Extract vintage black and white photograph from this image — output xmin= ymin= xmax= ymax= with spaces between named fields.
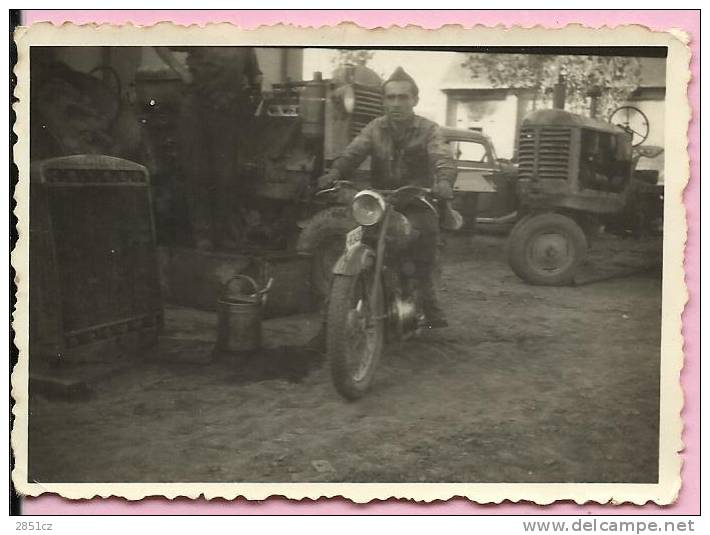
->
xmin=12 ymin=23 xmax=687 ymax=503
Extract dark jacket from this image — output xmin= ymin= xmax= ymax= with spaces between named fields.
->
xmin=331 ymin=115 xmax=457 ymax=189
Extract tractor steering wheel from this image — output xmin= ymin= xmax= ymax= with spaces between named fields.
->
xmin=609 ymin=105 xmax=650 ymax=147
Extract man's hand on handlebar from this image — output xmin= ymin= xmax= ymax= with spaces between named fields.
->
xmin=317 ymin=170 xmax=341 ymax=190
xmin=432 ymin=180 xmax=454 ymax=200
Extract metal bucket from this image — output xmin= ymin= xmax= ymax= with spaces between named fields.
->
xmin=215 ymin=275 xmax=273 ymax=353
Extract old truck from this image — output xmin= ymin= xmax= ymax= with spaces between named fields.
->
xmin=442 ymin=127 xmax=518 ymax=233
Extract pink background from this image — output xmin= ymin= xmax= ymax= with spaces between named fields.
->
xmin=18 ymin=9 xmax=700 ymax=516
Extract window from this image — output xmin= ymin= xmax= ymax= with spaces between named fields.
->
xmin=578 ymin=129 xmax=631 ymax=192
xmin=449 ymin=140 xmax=489 ymax=164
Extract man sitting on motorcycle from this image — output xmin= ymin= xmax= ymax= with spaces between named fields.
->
xmin=318 ymin=67 xmax=457 ymax=328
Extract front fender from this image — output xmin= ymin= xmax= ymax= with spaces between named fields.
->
xmin=332 ymin=243 xmax=375 ymax=276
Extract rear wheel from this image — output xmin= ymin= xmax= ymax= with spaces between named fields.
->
xmin=326 ymin=272 xmax=385 ymax=400
xmin=508 ymin=213 xmax=588 ymax=286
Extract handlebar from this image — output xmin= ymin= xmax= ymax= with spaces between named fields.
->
xmin=316 ymin=180 xmax=432 ymax=198
xmin=314 ymin=180 xmax=359 ymax=197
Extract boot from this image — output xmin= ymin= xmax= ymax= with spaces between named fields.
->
xmin=419 ymin=276 xmax=448 ymax=329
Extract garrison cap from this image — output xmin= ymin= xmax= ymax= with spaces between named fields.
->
xmin=383 ymin=66 xmax=419 ymax=97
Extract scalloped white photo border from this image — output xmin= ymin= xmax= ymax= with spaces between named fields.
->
xmin=11 ymin=21 xmax=690 ymax=505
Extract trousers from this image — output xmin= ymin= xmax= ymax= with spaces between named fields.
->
xmin=400 ymin=204 xmax=439 ymax=282
xmin=178 ymin=92 xmax=251 ymax=249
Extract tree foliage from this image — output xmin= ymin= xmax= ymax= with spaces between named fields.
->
xmin=332 ymin=49 xmax=375 ymax=67
xmin=461 ymin=53 xmax=642 ymax=119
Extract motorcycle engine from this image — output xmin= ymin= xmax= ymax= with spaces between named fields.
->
xmin=382 ymin=211 xmax=427 ymax=339
xmin=388 ymin=295 xmax=422 ymax=339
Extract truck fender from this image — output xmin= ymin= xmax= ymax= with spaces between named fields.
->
xmin=332 ymin=243 xmax=375 ymax=276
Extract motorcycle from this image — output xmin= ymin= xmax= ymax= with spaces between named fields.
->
xmin=318 ymin=180 xmax=459 ymax=400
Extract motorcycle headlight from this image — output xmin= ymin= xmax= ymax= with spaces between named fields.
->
xmin=352 ymin=190 xmax=386 ymax=226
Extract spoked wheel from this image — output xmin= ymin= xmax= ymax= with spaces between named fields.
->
xmin=326 ymin=271 xmax=385 ymax=400
xmin=508 ymin=213 xmax=588 ymax=286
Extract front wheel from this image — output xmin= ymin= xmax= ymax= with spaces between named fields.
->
xmin=326 ymin=272 xmax=385 ymax=400
xmin=507 ymin=213 xmax=588 ymax=286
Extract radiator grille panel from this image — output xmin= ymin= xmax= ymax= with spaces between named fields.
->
xmin=350 ymin=84 xmax=383 ymax=138
xmin=45 ymin=168 xmax=148 ymax=185
xmin=518 ymin=126 xmax=571 ymax=180
xmin=47 ymin=186 xmax=161 ymax=333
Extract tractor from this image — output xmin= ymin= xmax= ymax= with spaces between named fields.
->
xmin=240 ymin=65 xmax=387 ymax=300
xmin=506 ymin=105 xmax=659 ymax=286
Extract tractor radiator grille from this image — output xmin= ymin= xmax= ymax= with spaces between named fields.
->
xmin=518 ymin=126 xmax=572 ymax=180
xmin=44 ymin=168 xmax=148 ymax=185
xmin=350 ymin=84 xmax=384 ymax=138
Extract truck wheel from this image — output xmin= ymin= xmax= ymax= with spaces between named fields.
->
xmin=507 ymin=213 xmax=587 ymax=286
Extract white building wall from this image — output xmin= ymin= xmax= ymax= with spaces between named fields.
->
xmin=620 ymin=98 xmax=665 ymax=148
xmin=453 ymin=95 xmax=520 ymax=159
xmin=619 ymin=96 xmax=666 ymax=180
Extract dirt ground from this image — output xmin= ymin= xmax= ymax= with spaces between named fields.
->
xmin=27 ymin=233 xmax=663 ymax=484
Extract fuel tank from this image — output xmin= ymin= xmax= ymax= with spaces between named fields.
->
xmin=383 ymin=210 xmax=418 ymax=251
